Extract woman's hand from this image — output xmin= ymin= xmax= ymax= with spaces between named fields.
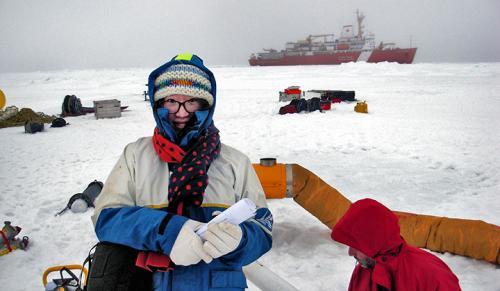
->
xmin=170 ymin=220 xmax=213 ymax=266
xmin=202 ymin=222 xmax=243 ymax=258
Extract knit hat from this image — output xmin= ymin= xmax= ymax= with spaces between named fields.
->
xmin=153 ymin=64 xmax=213 ymax=106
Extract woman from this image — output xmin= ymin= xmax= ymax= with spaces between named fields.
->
xmin=91 ymin=53 xmax=273 ymax=290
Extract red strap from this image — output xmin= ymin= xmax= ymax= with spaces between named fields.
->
xmin=136 ymin=252 xmax=150 ymax=271
xmin=136 ymin=251 xmax=173 ymax=272
xmin=0 ymin=230 xmax=12 ymax=252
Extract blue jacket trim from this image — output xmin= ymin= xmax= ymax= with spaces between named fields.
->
xmin=95 ymin=205 xmax=272 ymax=291
xmin=210 ymin=270 xmax=248 ymax=288
xmin=95 ymin=207 xmax=187 ymax=253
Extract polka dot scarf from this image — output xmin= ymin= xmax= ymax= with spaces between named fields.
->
xmin=152 ymin=124 xmax=221 ymax=216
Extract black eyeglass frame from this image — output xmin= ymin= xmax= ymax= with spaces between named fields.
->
xmin=159 ymin=98 xmax=209 ymax=114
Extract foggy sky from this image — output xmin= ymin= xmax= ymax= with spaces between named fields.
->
xmin=1 ymin=0 xmax=499 ymax=73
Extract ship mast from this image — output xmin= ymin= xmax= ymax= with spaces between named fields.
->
xmin=356 ymin=9 xmax=365 ymax=39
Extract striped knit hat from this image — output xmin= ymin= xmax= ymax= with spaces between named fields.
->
xmin=153 ymin=64 xmax=213 ymax=106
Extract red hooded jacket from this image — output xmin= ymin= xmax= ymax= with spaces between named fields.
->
xmin=332 ymin=199 xmax=461 ymax=291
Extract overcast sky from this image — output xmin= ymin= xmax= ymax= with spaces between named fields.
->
xmin=1 ymin=0 xmax=499 ymax=73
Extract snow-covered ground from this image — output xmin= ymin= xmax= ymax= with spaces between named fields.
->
xmin=1 ymin=62 xmax=499 ymax=290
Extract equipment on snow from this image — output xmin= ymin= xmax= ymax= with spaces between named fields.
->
xmin=1 ymin=107 xmax=54 ymax=129
xmin=143 ymin=84 xmax=149 ymax=101
xmin=93 ymin=99 xmax=121 ymax=119
xmin=319 ymin=100 xmax=331 ymax=111
xmin=278 ymin=87 xmax=356 ymax=114
xmin=24 ymin=120 xmax=44 ymax=133
xmin=278 ymin=104 xmax=298 ymax=115
xmin=279 ymin=97 xmax=325 ymax=115
xmin=61 ymin=95 xmax=129 ymax=117
xmin=307 ymin=97 xmax=321 ymax=112
xmin=315 ymin=90 xmax=356 ymax=102
xmin=43 ymin=265 xmax=88 ymax=291
xmin=279 ymin=86 xmax=302 ymax=102
xmin=62 ymin=95 xmax=84 ymax=116
xmin=56 ymin=180 xmax=103 ymax=216
xmin=296 ymin=99 xmax=308 ymax=112
xmin=0 ymin=221 xmax=29 ymax=256
xmin=0 ymin=88 xmax=5 ymax=110
xmin=51 ymin=117 xmax=69 ymax=127
xmin=354 ymin=101 xmax=368 ymax=113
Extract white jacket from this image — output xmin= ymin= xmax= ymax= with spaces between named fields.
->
xmin=92 ymin=136 xmax=268 ymax=226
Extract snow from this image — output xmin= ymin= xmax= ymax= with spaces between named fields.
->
xmin=1 ymin=62 xmax=499 ymax=290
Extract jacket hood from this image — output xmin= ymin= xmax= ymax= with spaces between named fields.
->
xmin=148 ymin=53 xmax=217 ymax=147
xmin=331 ymin=198 xmax=404 ymax=258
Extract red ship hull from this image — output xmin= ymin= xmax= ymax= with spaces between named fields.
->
xmin=249 ymin=48 xmax=417 ymax=66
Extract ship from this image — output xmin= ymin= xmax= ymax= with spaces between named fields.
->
xmin=249 ymin=10 xmax=417 ymax=66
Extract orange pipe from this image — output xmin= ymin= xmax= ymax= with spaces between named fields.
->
xmin=253 ymin=163 xmax=287 ymax=199
xmin=253 ymin=161 xmax=500 ymax=264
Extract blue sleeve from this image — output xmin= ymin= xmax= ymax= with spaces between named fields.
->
xmin=219 ymin=207 xmax=273 ymax=266
xmin=95 ymin=206 xmax=188 ymax=254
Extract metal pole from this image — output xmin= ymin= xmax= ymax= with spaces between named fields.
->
xmin=243 ymin=261 xmax=299 ymax=291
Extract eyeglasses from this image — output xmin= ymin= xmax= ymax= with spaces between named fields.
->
xmin=161 ymin=98 xmax=206 ymax=114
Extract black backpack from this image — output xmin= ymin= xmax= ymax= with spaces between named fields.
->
xmin=308 ymin=97 xmax=321 ymax=112
xmin=296 ymin=99 xmax=308 ymax=113
xmin=51 ymin=117 xmax=68 ymax=128
xmin=62 ymin=95 xmax=83 ymax=116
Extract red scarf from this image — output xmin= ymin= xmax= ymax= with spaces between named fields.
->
xmin=136 ymin=125 xmax=221 ymax=272
xmin=153 ymin=126 xmax=220 ymax=215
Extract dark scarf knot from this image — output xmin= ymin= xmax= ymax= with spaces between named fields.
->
xmin=152 ymin=124 xmax=221 ymax=216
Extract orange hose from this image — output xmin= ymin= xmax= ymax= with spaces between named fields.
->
xmin=396 ymin=211 xmax=499 ymax=264
xmin=253 ymin=162 xmax=500 ymax=264
xmin=290 ymin=164 xmax=352 ymax=228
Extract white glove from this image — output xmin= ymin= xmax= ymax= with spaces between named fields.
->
xmin=170 ymin=220 xmax=213 ymax=266
xmin=202 ymin=222 xmax=243 ymax=259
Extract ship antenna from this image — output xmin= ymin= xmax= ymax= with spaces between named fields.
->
xmin=356 ymin=9 xmax=365 ymax=38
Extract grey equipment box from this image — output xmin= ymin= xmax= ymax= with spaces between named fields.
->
xmin=279 ymin=92 xmax=301 ymax=102
xmin=94 ymin=99 xmax=121 ymax=119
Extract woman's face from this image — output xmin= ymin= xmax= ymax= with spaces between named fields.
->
xmin=348 ymin=247 xmax=375 ymax=269
xmin=161 ymin=94 xmax=203 ymax=130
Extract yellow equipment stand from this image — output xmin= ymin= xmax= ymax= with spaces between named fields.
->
xmin=42 ymin=264 xmax=88 ymax=288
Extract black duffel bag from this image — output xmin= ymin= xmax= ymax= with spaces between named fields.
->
xmin=308 ymin=97 xmax=321 ymax=112
xmin=85 ymin=242 xmax=152 ymax=291
xmin=25 ymin=121 xmax=44 ymax=134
